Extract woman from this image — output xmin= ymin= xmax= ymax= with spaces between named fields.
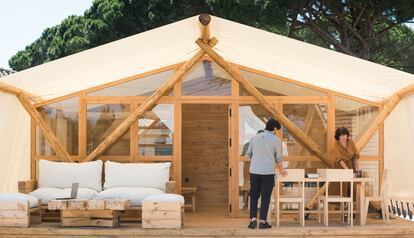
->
xmin=331 ymin=127 xmax=360 ymax=172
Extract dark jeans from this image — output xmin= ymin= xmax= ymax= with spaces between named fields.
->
xmin=249 ymin=173 xmax=275 ymax=220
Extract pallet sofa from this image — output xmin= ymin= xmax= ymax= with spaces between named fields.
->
xmin=18 ymin=159 xmax=179 ymax=222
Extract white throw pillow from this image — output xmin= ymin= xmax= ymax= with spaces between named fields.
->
xmin=104 ymin=161 xmax=171 ymax=191
xmin=38 ymin=159 xmax=103 ymax=191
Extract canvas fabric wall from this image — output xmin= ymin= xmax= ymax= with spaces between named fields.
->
xmin=0 ymin=93 xmax=30 ymax=192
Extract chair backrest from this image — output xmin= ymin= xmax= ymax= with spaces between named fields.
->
xmin=317 ymin=169 xmax=353 ymax=182
xmin=278 ymin=169 xmax=305 ymax=182
xmin=379 ymin=169 xmax=389 ymax=198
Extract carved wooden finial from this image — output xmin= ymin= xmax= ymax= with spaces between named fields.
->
xmin=199 ymin=14 xmax=211 ymax=26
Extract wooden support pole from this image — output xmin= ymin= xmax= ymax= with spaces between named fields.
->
xmin=82 ymin=38 xmax=218 ymax=162
xmin=196 ymin=38 xmax=336 ymax=168
xmin=17 ymin=94 xmax=72 ymax=162
xmin=199 ymin=14 xmax=211 ymax=42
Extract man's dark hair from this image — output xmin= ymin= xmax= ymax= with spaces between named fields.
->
xmin=334 ymin=127 xmax=350 ymax=140
xmin=265 ymin=118 xmax=281 ymax=131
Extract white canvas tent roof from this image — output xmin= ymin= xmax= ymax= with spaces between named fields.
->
xmin=1 ymin=15 xmax=414 ymax=199
xmin=3 ymin=16 xmax=414 ymax=102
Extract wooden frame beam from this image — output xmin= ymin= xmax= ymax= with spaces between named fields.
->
xmin=195 ymin=38 xmax=336 ymax=168
xmin=82 ymin=38 xmax=218 ymax=162
xmin=356 ymin=83 xmax=414 ymax=152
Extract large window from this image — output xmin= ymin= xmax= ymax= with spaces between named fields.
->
xmin=88 ymin=70 xmax=174 ymax=96
xmin=87 ymin=104 xmax=130 ymax=156
xmin=182 ymin=61 xmax=232 ymax=96
xmin=138 ymin=104 xmax=174 ymax=156
xmin=283 ymin=104 xmax=327 ymax=156
xmin=239 ymin=70 xmax=325 ymax=96
xmin=335 ymin=97 xmax=379 ymax=155
xmin=36 ymin=97 xmax=78 ymax=156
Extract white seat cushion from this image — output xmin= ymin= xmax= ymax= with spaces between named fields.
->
xmin=30 ymin=187 xmax=98 ymax=205
xmin=96 ymin=187 xmax=165 ymax=206
xmin=38 ymin=159 xmax=103 ymax=191
xmin=104 ymin=161 xmax=170 ymax=191
xmin=143 ymin=194 xmax=185 ymax=206
xmin=0 ymin=193 xmax=39 ymax=208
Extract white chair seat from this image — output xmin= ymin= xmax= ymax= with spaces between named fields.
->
xmin=275 ymin=169 xmax=305 ymax=227
xmin=318 ymin=169 xmax=354 ymax=227
xmin=321 ymin=196 xmax=352 ymax=202
xmin=279 ymin=197 xmax=304 ymax=203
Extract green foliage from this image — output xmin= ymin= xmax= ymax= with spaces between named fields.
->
xmin=372 ymin=24 xmax=414 ymax=73
xmin=8 ymin=0 xmax=414 ymax=74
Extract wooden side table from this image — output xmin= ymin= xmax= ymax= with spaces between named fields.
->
xmin=182 ymin=186 xmax=197 ymax=213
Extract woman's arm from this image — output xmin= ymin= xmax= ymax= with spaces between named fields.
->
xmin=339 ymin=160 xmax=349 ymax=169
xmin=353 ymin=157 xmax=360 ymax=171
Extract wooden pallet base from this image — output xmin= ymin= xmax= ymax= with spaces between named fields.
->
xmin=61 ymin=210 xmax=119 ymax=227
xmin=0 ymin=201 xmax=42 ymax=227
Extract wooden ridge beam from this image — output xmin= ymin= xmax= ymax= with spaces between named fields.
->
xmin=356 ymin=82 xmax=414 ymax=152
xmin=82 ymin=38 xmax=218 ymax=162
xmin=17 ymin=93 xmax=72 ymax=162
xmin=196 ymin=38 xmax=336 ymax=168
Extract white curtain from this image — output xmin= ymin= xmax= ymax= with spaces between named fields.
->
xmin=384 ymin=94 xmax=414 ymax=198
xmin=0 ymin=93 xmax=30 ymax=193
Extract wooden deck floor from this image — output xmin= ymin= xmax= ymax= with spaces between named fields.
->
xmin=1 ymin=206 xmax=414 ymax=237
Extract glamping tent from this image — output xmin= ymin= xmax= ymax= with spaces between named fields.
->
xmin=1 ymin=15 xmax=414 ymax=217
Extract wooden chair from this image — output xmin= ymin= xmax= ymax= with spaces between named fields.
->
xmin=318 ymin=169 xmax=353 ymax=227
xmin=274 ymin=169 xmax=305 ymax=226
xmin=362 ymin=169 xmax=389 ymax=225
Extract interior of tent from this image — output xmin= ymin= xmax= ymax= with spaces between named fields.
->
xmin=0 ymin=15 xmax=414 ymax=219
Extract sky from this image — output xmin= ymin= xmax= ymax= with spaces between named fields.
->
xmin=0 ymin=0 xmax=93 ymax=69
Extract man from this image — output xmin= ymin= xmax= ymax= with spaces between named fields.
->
xmin=246 ymin=118 xmax=287 ymax=229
